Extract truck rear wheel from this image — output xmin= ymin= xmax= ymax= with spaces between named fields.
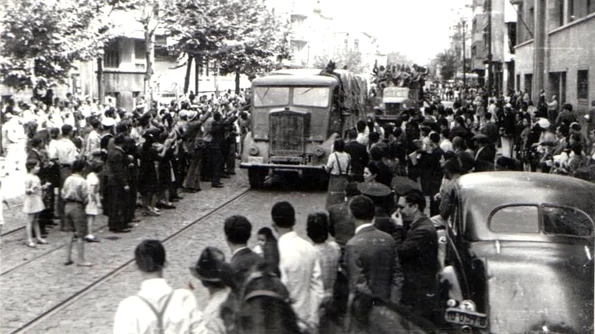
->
xmin=248 ymin=169 xmax=267 ymax=188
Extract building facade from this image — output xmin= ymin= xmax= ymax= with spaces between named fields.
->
xmin=514 ymin=0 xmax=594 ymax=115
xmin=469 ymin=0 xmax=517 ymax=95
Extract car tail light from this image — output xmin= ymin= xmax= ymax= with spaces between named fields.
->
xmin=460 ymin=300 xmax=477 ymax=312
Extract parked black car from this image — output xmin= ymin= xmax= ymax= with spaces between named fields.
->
xmin=437 ymin=172 xmax=594 ymax=333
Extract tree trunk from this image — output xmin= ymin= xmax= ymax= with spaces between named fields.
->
xmin=194 ymin=56 xmax=200 ymax=95
xmin=144 ymin=23 xmax=155 ymax=110
xmin=183 ymin=54 xmax=193 ymax=94
xmin=235 ymin=69 xmax=240 ymax=95
xmin=97 ymin=56 xmax=104 ymax=103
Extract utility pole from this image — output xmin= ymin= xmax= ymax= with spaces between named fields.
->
xmin=462 ymin=20 xmax=466 ymax=89
xmin=486 ymin=0 xmax=493 ymax=98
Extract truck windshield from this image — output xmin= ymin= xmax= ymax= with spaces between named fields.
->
xmin=293 ymin=87 xmax=330 ymax=108
xmin=253 ymin=87 xmax=290 ymax=107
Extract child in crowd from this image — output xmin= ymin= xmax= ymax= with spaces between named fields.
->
xmin=64 ymin=160 xmax=92 ymax=266
xmin=253 ymin=227 xmax=275 ymax=256
xmin=84 ymin=161 xmax=102 ymax=242
xmin=23 ymin=159 xmax=51 ymax=248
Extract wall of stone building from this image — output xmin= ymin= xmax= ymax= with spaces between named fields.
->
xmin=547 ymin=14 xmax=595 ymax=115
xmin=514 ymin=40 xmax=535 ymax=93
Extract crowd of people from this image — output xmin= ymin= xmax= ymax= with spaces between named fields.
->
xmin=115 ymin=192 xmax=434 ymax=334
xmin=4 ymin=80 xmax=595 ymax=333
xmin=1 ymin=88 xmax=252 ymax=259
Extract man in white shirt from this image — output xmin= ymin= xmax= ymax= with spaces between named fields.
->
xmin=272 ymin=201 xmax=324 ymax=333
xmin=439 ymin=128 xmax=454 ymax=153
xmin=49 ymin=124 xmax=79 ymax=230
xmin=114 ymin=240 xmax=204 ymax=334
xmin=2 ymin=112 xmax=26 ymax=173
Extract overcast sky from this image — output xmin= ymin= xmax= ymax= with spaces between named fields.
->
xmin=329 ymin=0 xmax=472 ymax=64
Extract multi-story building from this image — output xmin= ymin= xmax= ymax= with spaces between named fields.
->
xmin=513 ymin=0 xmax=594 ymax=115
xmin=470 ymin=0 xmax=517 ymax=95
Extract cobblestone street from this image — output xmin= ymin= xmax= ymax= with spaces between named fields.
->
xmin=0 ymin=171 xmax=326 ymax=334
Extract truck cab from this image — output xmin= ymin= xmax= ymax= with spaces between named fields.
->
xmin=239 ymin=69 xmax=366 ymax=187
xmin=377 ymin=86 xmax=412 ymax=123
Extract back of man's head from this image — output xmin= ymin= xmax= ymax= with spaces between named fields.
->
xmin=271 ymin=201 xmax=295 ymax=228
xmin=348 ymin=129 xmax=358 ymax=140
xmin=224 ymin=215 xmax=252 ymax=245
xmin=349 ymin=195 xmax=375 ymax=221
xmin=135 ymin=239 xmax=166 ymax=273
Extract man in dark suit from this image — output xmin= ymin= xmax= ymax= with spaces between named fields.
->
xmin=106 ymin=134 xmax=130 ymax=233
xmin=480 ymin=112 xmax=499 ymax=146
xmin=344 ymin=129 xmax=369 ymax=182
xmin=473 ymin=135 xmax=496 ymax=172
xmin=327 ymin=182 xmax=360 ymax=247
xmin=393 ymin=190 xmax=438 ymax=320
xmin=224 ymin=215 xmax=262 ymax=289
xmin=345 ymin=195 xmax=403 ymax=329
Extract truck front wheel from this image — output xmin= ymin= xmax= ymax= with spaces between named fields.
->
xmin=248 ymin=169 xmax=267 ymax=188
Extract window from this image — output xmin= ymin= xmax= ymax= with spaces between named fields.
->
xmin=293 ymin=87 xmax=330 ymax=107
xmin=577 ymin=70 xmax=589 ymax=101
xmin=590 ymin=0 xmax=594 ymax=14
xmin=104 ymin=40 xmax=120 ymax=68
xmin=472 ymin=45 xmax=476 ymax=57
xmin=253 ymin=87 xmax=290 ymax=107
xmin=353 ymin=39 xmax=359 ymax=51
xmin=134 ymin=39 xmax=146 ymax=60
xmin=568 ymin=0 xmax=575 ymax=22
xmin=490 ymin=205 xmax=540 ymax=233
xmin=525 ymin=73 xmax=533 ymax=96
xmin=558 ymin=0 xmax=564 ymax=26
xmin=542 ymin=206 xmax=593 ymax=236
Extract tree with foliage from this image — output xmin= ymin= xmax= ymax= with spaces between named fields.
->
xmin=215 ymin=4 xmax=291 ymax=94
xmin=165 ymin=0 xmax=291 ymax=94
xmin=0 ymin=0 xmax=120 ymax=90
xmin=435 ymin=51 xmax=458 ymax=81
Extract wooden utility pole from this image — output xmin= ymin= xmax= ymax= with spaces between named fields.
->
xmin=486 ymin=0 xmax=493 ymax=98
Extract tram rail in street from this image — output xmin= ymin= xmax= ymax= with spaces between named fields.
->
xmin=10 ymin=187 xmax=254 ymax=334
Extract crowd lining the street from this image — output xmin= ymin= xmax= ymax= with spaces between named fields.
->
xmin=112 ymin=88 xmax=595 ymax=334
xmin=1 ymin=88 xmax=251 ymax=262
xmin=3 ymin=82 xmax=595 ymax=333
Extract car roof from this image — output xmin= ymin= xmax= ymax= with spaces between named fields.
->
xmin=455 ymin=172 xmax=595 ymax=239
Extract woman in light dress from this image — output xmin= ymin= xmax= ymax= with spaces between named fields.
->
xmin=23 ymin=159 xmax=51 ymax=248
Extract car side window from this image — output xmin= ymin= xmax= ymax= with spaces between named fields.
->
xmin=490 ymin=205 xmax=540 ymax=234
xmin=542 ymin=206 xmax=593 ymax=236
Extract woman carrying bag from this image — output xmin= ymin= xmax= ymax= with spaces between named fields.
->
xmin=325 ymin=139 xmax=351 ymax=209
